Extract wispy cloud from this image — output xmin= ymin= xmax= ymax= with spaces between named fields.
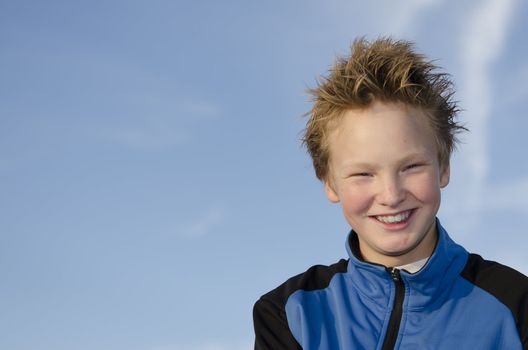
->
xmin=330 ymin=0 xmax=442 ymax=36
xmin=387 ymin=0 xmax=442 ymax=35
xmin=452 ymin=0 xmax=518 ymax=230
xmin=100 ymin=95 xmax=221 ymax=151
xmin=179 ymin=206 xmax=226 ymax=238
xmin=100 ymin=121 xmax=189 ymax=150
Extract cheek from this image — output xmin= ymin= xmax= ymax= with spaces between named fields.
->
xmin=339 ymin=186 xmax=373 ymax=215
xmin=410 ymin=173 xmax=442 ymax=203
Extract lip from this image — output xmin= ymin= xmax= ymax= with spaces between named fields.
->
xmin=370 ymin=208 xmax=416 ymax=231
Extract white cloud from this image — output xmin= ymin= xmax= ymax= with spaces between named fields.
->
xmin=451 ymin=0 xmax=519 ymax=230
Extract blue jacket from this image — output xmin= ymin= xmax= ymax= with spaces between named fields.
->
xmin=253 ymin=221 xmax=528 ymax=349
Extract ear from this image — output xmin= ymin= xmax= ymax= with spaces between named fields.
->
xmin=324 ymin=179 xmax=340 ymax=203
xmin=440 ymin=162 xmax=450 ymax=188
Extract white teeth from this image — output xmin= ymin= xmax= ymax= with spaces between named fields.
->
xmin=376 ymin=210 xmax=412 ymax=224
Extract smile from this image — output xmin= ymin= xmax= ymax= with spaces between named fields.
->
xmin=375 ymin=210 xmax=413 ymax=224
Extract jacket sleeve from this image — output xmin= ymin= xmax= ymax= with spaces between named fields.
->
xmin=253 ymin=297 xmax=302 ymax=350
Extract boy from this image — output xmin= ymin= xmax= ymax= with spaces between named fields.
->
xmin=253 ymin=38 xmax=528 ymax=349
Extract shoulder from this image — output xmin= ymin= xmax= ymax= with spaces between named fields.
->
xmin=253 ymin=259 xmax=348 ymax=350
xmin=462 ymin=254 xmax=528 ymax=286
xmin=256 ymin=259 xmax=349 ymax=310
xmin=460 ymin=253 xmax=528 ymax=294
xmin=460 ymin=253 xmax=528 ymax=345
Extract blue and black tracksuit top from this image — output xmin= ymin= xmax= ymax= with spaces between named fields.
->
xmin=253 ymin=221 xmax=528 ymax=349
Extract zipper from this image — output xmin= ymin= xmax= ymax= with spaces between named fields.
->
xmin=381 ymin=268 xmax=405 ymax=350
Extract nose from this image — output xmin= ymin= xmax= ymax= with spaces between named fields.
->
xmin=377 ymin=176 xmax=406 ymax=207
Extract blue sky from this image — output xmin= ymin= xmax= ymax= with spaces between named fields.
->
xmin=1 ymin=1 xmax=528 ymax=349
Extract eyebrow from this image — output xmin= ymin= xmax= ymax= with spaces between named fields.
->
xmin=398 ymin=151 xmax=432 ymax=164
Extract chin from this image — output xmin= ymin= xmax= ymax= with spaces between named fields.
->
xmin=382 ymin=245 xmax=419 ymax=257
xmin=378 ymin=236 xmax=423 ymax=257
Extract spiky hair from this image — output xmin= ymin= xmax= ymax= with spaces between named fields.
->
xmin=303 ymin=37 xmax=466 ymax=181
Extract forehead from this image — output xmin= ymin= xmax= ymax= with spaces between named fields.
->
xmin=327 ymin=101 xmax=438 ymax=166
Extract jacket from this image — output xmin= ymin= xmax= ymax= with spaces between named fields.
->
xmin=253 ymin=220 xmax=528 ymax=349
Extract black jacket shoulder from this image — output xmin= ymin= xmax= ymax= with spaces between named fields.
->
xmin=253 ymin=259 xmax=348 ymax=350
xmin=461 ymin=253 xmax=528 ymax=346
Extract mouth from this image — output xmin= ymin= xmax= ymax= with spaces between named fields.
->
xmin=372 ymin=209 xmax=415 ymax=225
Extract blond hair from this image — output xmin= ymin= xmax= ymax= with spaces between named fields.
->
xmin=303 ymin=37 xmax=466 ymax=181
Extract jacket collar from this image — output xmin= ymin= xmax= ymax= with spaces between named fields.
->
xmin=345 ymin=219 xmax=468 ymax=308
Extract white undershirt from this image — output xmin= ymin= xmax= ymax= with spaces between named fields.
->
xmin=395 ymin=257 xmax=430 ymax=274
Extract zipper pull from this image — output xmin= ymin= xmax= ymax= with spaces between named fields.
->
xmin=390 ymin=267 xmax=400 ymax=282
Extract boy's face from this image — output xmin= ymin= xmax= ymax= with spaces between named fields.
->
xmin=324 ymin=101 xmax=449 ymax=267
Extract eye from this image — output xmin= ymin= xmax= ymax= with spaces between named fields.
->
xmin=404 ymin=163 xmax=423 ymax=171
xmin=350 ymin=172 xmax=372 ymax=177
